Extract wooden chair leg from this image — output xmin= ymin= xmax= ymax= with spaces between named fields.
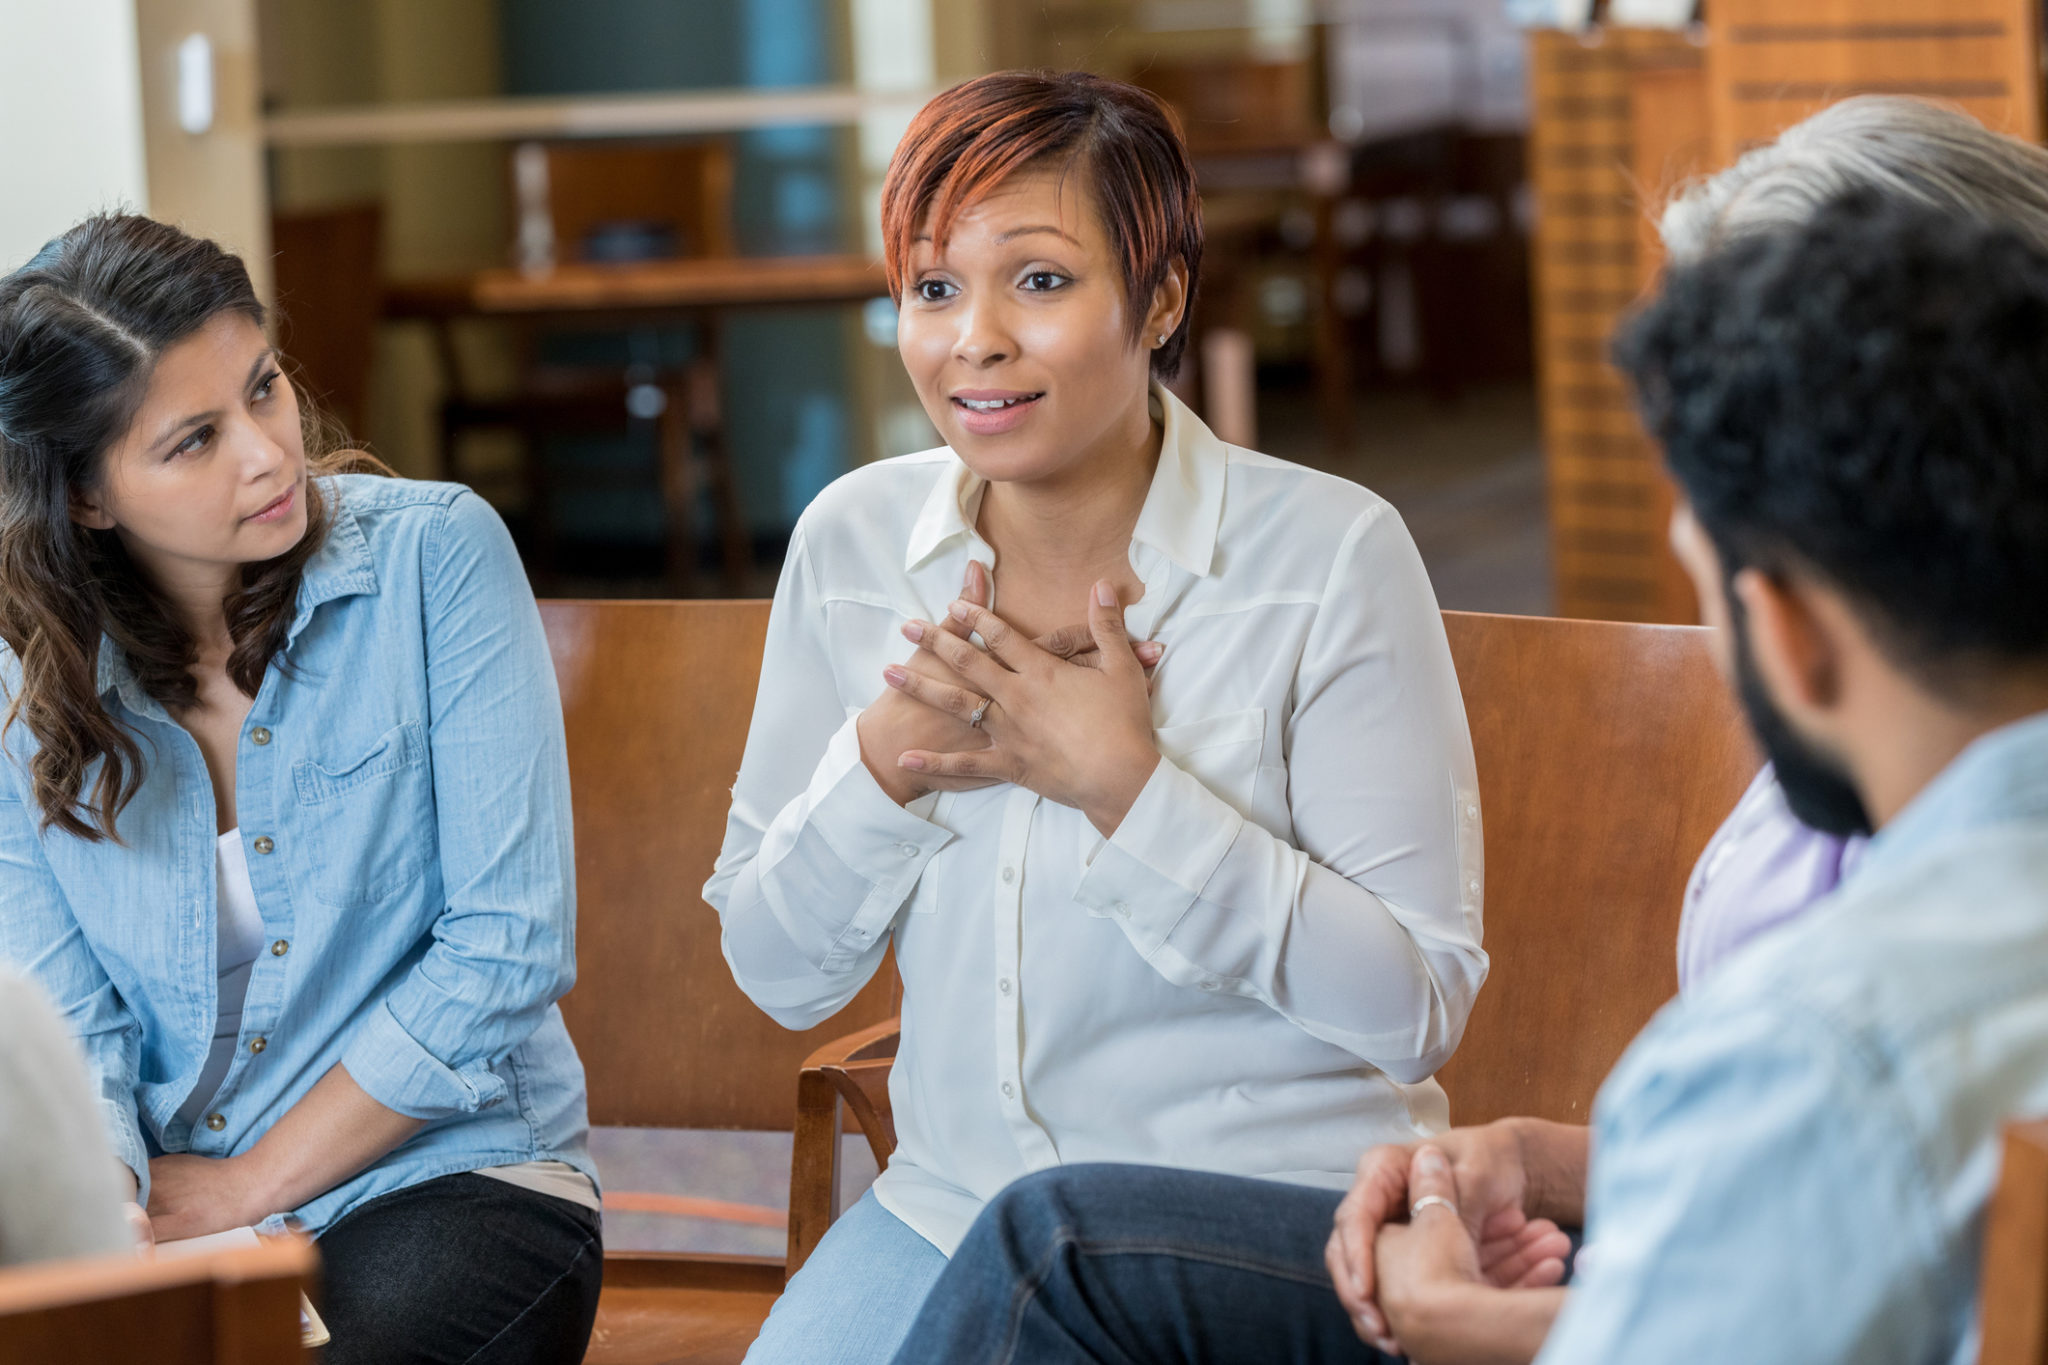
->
xmin=786 ymin=1067 xmax=844 ymax=1281
xmin=692 ymin=320 xmax=752 ymax=595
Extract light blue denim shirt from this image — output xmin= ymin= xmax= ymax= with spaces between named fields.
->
xmin=0 ymin=476 xmax=593 ymax=1234
xmin=1539 ymin=709 xmax=2048 ymax=1364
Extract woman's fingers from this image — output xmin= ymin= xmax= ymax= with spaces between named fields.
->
xmin=914 ymin=616 xmax=1011 ymax=693
xmin=1038 ymin=622 xmax=1164 ymax=673
xmin=122 ymin=1201 xmax=154 ymax=1252
xmin=1037 ymin=622 xmax=1098 ymax=662
xmin=945 ymin=600 xmax=1046 ymax=673
xmin=882 ymin=664 xmax=984 ymax=723
xmin=898 ymin=747 xmax=1020 ymax=783
xmin=1086 ymin=581 xmax=1142 ymax=672
xmin=943 ymin=561 xmax=990 ymax=641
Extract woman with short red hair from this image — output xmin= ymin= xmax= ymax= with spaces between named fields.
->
xmin=706 ymin=70 xmax=1487 ymax=1362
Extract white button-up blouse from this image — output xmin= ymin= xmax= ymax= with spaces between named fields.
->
xmin=705 ymin=386 xmax=1486 ymax=1254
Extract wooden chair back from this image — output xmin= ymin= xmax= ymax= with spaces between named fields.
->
xmin=270 ymin=203 xmax=383 ymax=441
xmin=542 ymin=600 xmax=897 ymax=1132
xmin=538 ymin=140 xmax=736 ymax=264
xmin=1981 ymin=1118 xmax=2048 ymax=1364
xmin=1437 ymin=611 xmax=1757 ymax=1125
xmin=0 ymin=1238 xmax=313 ymax=1365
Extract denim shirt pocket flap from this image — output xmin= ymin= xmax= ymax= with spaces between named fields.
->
xmin=292 ymin=721 xmax=425 ymax=806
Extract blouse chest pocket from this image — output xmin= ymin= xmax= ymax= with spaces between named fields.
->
xmin=292 ymin=720 xmax=433 ymax=907
xmin=1154 ymin=706 xmax=1267 ymax=821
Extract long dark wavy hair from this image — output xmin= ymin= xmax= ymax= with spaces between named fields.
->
xmin=0 ymin=214 xmax=369 ymax=841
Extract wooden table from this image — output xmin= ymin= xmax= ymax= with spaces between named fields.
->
xmin=382 ymin=254 xmax=888 ymax=595
xmin=384 ymin=253 xmax=887 ymax=322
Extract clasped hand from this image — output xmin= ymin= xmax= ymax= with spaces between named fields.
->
xmin=1325 ymin=1124 xmax=1572 ymax=1358
xmin=879 ymin=576 xmax=1162 ymax=836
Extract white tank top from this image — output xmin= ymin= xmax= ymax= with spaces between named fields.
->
xmin=173 ymin=831 xmax=263 ymax=1133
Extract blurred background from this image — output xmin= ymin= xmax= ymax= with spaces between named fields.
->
xmin=4 ymin=0 xmax=2041 ymax=1251
xmin=11 ymin=0 xmax=2038 ymax=626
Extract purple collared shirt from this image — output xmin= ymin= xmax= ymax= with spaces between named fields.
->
xmin=1677 ymin=765 xmax=1867 ymax=995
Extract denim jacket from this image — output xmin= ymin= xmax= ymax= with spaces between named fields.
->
xmin=0 ymin=477 xmax=593 ymax=1234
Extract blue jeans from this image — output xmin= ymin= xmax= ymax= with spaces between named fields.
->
xmin=745 ymin=1189 xmax=950 ymax=1364
xmin=890 ymin=1164 xmax=1401 ymax=1365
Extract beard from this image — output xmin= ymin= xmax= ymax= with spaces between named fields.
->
xmin=1729 ymin=601 xmax=1875 ymax=838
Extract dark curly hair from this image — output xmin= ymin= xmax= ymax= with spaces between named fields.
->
xmin=1614 ymin=193 xmax=2048 ymax=691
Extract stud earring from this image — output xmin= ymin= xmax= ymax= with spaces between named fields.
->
xmin=1156 ymin=333 xmax=1168 ymax=346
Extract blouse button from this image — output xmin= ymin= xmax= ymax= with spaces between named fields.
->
xmin=1000 ymin=1082 xmax=1014 ymax=1098
xmin=205 ymin=1113 xmax=226 ymax=1132
xmin=253 ymin=836 xmax=275 ymax=855
xmin=250 ymin=727 xmax=272 ymax=746
xmin=249 ymin=1037 xmax=267 ymax=1055
xmin=998 ymin=978 xmax=1012 ymax=995
xmin=1113 ymin=902 xmax=1130 ymax=918
xmin=1001 ymin=866 xmax=1016 ymax=884
xmin=897 ymin=843 xmax=919 ymax=859
xmin=1199 ymin=978 xmax=1220 ymax=992
xmin=270 ymin=940 xmax=289 ymax=957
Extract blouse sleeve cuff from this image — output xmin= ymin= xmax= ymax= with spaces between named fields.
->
xmin=800 ymin=716 xmax=952 ymax=965
xmin=1071 ymin=755 xmax=1243 ymax=955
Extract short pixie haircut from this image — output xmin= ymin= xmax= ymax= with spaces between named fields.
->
xmin=881 ymin=70 xmax=1204 ymax=378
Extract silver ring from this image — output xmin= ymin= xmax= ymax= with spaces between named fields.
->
xmin=967 ymin=698 xmax=991 ymax=728
xmin=1409 ymin=1194 xmax=1458 ymax=1221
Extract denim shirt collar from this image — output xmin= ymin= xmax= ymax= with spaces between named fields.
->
xmin=902 ymin=382 xmax=1227 ymax=579
xmin=94 ymin=482 xmax=379 ymax=715
xmin=1850 ymin=707 xmax=2048 ymax=889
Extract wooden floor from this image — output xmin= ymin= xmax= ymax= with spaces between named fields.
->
xmin=586 ymin=1286 xmax=781 ymax=1365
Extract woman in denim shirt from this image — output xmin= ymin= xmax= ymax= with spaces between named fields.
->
xmin=0 ymin=216 xmax=599 ymax=1363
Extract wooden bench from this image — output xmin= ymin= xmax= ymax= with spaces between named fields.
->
xmin=0 ymin=1237 xmax=314 ymax=1365
xmin=544 ymin=600 xmax=1759 ymax=1362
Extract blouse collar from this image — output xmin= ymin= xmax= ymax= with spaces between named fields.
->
xmin=903 ymin=381 xmax=1227 ymax=579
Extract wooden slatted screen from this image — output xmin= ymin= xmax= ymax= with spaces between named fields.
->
xmin=1533 ymin=8 xmax=2044 ymax=623
xmin=1708 ymin=0 xmax=2044 ymax=164
xmin=1529 ymin=28 xmax=1705 ymax=622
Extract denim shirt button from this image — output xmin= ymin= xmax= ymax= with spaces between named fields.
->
xmin=253 ymin=836 xmax=275 ymax=855
xmin=270 ymin=939 xmax=289 ymax=957
xmin=249 ymin=1037 xmax=267 ymax=1054
xmin=205 ymin=1113 xmax=226 ymax=1132
xmin=250 ymin=727 xmax=272 ymax=746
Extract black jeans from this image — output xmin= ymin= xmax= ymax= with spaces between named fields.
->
xmin=312 ymin=1172 xmax=603 ymax=1365
xmin=891 ymin=1164 xmax=1398 ymax=1365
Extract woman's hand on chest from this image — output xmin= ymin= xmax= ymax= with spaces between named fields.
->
xmin=889 ymin=580 xmax=1161 ymax=835
xmin=858 ymin=562 xmax=1161 ymax=808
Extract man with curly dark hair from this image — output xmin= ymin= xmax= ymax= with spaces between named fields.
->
xmin=889 ymin=195 xmax=2048 ymax=1365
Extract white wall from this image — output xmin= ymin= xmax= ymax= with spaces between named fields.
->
xmin=133 ymin=0 xmax=271 ymax=302
xmin=0 ymin=0 xmax=150 ymax=272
